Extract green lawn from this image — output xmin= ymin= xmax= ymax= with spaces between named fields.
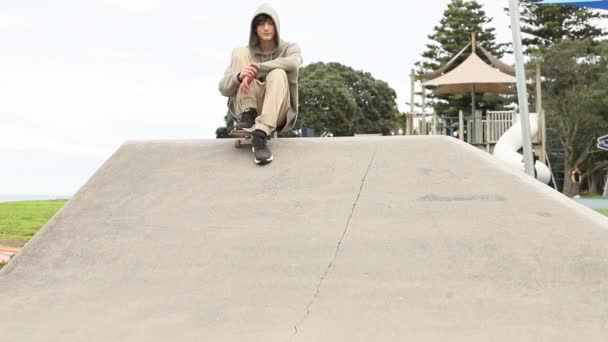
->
xmin=581 ymin=194 xmax=605 ymax=199
xmin=0 ymin=200 xmax=68 ymax=246
xmin=599 ymin=210 xmax=608 ymax=216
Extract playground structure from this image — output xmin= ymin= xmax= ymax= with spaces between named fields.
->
xmin=493 ymin=113 xmax=551 ymax=184
xmin=405 ymin=99 xmax=551 ymax=186
xmin=405 ymin=109 xmax=545 ymax=156
xmin=407 ymin=35 xmax=551 ymax=184
xmin=404 ymin=109 xmax=552 ymax=185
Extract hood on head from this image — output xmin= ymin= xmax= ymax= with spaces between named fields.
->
xmin=249 ymin=3 xmax=281 ymax=50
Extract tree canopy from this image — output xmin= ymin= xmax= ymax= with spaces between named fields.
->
xmin=536 ymin=40 xmax=608 ymax=195
xmin=298 ymin=62 xmax=400 ymax=136
xmin=517 ymin=0 xmax=607 ymax=53
xmin=416 ymin=0 xmax=511 ymax=116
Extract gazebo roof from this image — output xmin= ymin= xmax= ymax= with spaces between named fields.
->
xmin=422 ymin=53 xmax=517 ymax=95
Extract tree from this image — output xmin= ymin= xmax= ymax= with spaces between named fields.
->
xmin=298 ymin=62 xmax=400 ymax=136
xmin=516 ymin=0 xmax=607 ymax=53
xmin=512 ymin=1 xmax=607 ymax=195
xmin=215 ymin=111 xmax=234 ymax=138
xmin=537 ymin=40 xmax=608 ymax=196
xmin=416 ymin=0 xmax=510 ymax=117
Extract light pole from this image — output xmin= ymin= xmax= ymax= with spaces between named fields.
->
xmin=508 ymin=0 xmax=536 ymax=178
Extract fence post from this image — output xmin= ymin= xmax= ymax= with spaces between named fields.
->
xmin=421 ymin=87 xmax=427 ymax=135
xmin=486 ymin=113 xmax=491 ymax=152
xmin=537 ymin=63 xmax=546 ymax=164
xmin=474 ymin=110 xmax=483 ymax=144
xmin=459 ymin=110 xmax=464 ymax=141
xmin=409 ymin=69 xmax=415 ymax=136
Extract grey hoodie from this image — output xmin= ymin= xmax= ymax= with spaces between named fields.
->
xmin=218 ymin=3 xmax=303 ymax=133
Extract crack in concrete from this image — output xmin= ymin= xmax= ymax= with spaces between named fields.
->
xmin=287 ymin=150 xmax=376 ymax=342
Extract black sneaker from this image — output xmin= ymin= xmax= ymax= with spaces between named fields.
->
xmin=235 ymin=108 xmax=258 ymax=129
xmin=252 ymin=129 xmax=273 ymax=164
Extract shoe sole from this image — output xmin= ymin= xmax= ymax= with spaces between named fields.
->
xmin=254 ymin=157 xmax=273 ymax=165
xmin=253 ymin=154 xmax=273 ymax=164
xmin=252 ymin=147 xmax=273 ymax=164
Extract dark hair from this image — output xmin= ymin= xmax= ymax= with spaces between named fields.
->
xmin=253 ymin=14 xmax=273 ymax=27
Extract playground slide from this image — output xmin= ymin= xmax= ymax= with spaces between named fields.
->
xmin=493 ymin=113 xmax=552 ymax=184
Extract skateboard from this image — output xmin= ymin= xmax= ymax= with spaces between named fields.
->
xmin=229 ymin=129 xmax=253 ymax=148
xmin=229 ymin=129 xmax=278 ymax=148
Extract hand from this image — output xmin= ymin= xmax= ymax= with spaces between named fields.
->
xmin=239 ymin=64 xmax=259 ymax=82
xmin=239 ymin=76 xmax=254 ymax=94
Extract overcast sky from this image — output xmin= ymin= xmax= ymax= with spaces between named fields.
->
xmin=1 ymin=0 xmax=517 ymax=196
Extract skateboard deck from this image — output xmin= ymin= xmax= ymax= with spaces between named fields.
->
xmin=229 ymin=129 xmax=253 ymax=148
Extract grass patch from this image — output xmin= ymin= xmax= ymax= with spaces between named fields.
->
xmin=0 ymin=200 xmax=68 ymax=245
xmin=598 ymin=210 xmax=608 ymax=216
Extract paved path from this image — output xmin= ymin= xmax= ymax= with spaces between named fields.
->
xmin=574 ymin=198 xmax=608 ymax=210
xmin=1 ymin=137 xmax=608 ymax=341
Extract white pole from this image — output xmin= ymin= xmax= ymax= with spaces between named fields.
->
xmin=509 ymin=0 xmax=535 ymax=177
xmin=421 ymin=87 xmax=427 ymax=135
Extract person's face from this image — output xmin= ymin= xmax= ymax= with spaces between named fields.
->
xmin=255 ymin=18 xmax=275 ymax=43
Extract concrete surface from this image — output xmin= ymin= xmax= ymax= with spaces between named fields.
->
xmin=1 ymin=136 xmax=608 ymax=341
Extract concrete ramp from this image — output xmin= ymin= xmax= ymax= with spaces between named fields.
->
xmin=2 ymin=136 xmax=608 ymax=341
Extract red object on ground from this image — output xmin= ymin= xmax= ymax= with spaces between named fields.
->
xmin=0 ymin=245 xmax=21 ymax=264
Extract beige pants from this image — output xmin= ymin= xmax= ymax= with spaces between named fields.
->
xmin=233 ymin=49 xmax=290 ymax=135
